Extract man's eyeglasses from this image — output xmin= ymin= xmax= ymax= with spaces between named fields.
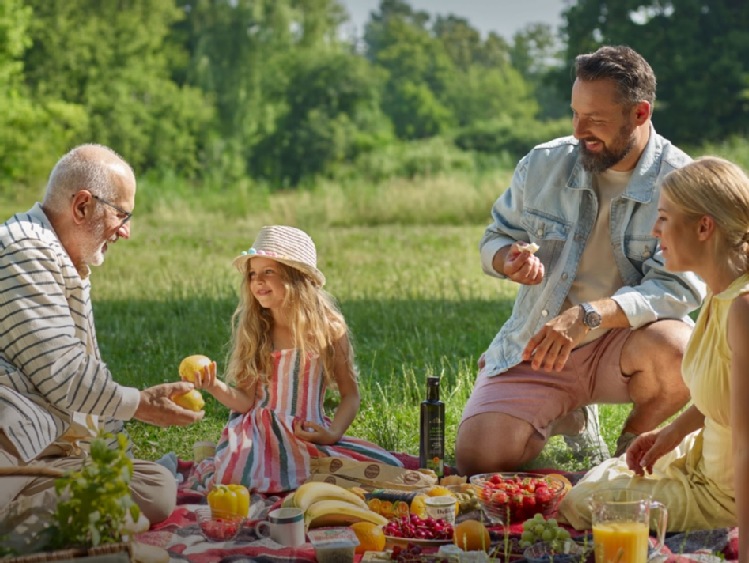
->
xmin=92 ymin=194 xmax=132 ymax=227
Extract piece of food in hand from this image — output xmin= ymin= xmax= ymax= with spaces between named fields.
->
xmin=524 ymin=242 xmax=540 ymax=254
xmin=173 ymin=389 xmax=205 ymax=411
xmin=179 ymin=354 xmax=212 ymax=383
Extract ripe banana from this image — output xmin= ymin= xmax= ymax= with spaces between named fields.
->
xmin=286 ymin=481 xmax=367 ymax=512
xmin=304 ymin=499 xmax=387 ymax=529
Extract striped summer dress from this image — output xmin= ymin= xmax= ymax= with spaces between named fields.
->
xmin=195 ymin=348 xmax=402 ymax=493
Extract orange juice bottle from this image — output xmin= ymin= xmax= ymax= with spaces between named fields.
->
xmin=593 ymin=521 xmax=649 ymax=563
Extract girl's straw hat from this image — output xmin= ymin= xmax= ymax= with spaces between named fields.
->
xmin=232 ymin=225 xmax=326 ymax=287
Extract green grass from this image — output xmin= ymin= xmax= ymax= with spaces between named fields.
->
xmin=2 ymin=172 xmax=632 ymax=472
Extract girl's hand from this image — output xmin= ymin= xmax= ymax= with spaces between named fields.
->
xmin=189 ymin=361 xmax=220 ymax=394
xmin=293 ymin=419 xmax=340 ymax=445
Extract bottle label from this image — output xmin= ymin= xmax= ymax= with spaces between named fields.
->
xmin=423 ymin=412 xmax=444 ymax=475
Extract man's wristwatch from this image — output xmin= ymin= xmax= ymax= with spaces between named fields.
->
xmin=579 ymin=302 xmax=602 ymax=330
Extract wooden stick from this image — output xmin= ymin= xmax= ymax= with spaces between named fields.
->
xmin=0 ymin=466 xmax=65 ymax=477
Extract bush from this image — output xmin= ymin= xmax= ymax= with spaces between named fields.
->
xmin=454 ymin=117 xmax=571 ymax=161
xmin=339 ymin=137 xmax=475 ymax=184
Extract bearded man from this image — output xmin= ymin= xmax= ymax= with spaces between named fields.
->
xmin=456 ymin=46 xmax=705 ymax=474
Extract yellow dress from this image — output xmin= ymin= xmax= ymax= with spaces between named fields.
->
xmin=557 ymin=274 xmax=749 ymax=531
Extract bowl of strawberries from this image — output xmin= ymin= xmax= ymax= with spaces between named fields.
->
xmin=469 ymin=472 xmax=569 ymax=525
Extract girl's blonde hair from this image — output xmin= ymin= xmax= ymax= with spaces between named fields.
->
xmin=661 ymin=156 xmax=749 ymax=273
xmin=224 ymin=260 xmax=353 ymax=389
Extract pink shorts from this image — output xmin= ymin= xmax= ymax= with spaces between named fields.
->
xmin=461 ymin=328 xmax=632 ymax=439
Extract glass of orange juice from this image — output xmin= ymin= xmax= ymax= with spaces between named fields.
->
xmin=590 ymin=489 xmax=667 ymax=563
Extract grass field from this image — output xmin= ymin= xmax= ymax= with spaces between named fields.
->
xmin=3 ymin=170 xmax=632 ymax=472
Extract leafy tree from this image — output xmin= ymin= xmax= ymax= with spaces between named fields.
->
xmin=443 ymin=65 xmax=538 ymax=127
xmin=560 ymin=0 xmax=749 ymax=143
xmin=22 ymin=0 xmax=213 ymax=177
xmin=0 ymin=0 xmax=86 ymax=189
xmin=252 ymin=51 xmax=392 ymax=186
xmin=511 ymin=23 xmax=568 ymax=119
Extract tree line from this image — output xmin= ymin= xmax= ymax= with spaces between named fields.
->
xmin=1 ymin=0 xmax=748 ymax=195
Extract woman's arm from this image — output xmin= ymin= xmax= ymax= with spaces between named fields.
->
xmin=191 ymin=361 xmax=256 ymax=414
xmin=294 ymin=336 xmax=360 ymax=445
xmin=728 ymin=293 xmax=749 ymax=563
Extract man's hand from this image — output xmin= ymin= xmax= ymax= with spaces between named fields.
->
xmin=134 ymin=382 xmax=205 ymax=426
xmin=499 ymin=242 xmax=544 ymax=285
xmin=522 ymin=306 xmax=588 ymax=371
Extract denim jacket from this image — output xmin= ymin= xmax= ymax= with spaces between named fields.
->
xmin=479 ymin=127 xmax=706 ymax=377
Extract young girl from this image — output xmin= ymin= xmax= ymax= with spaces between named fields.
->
xmin=189 ymin=225 xmax=402 ymax=493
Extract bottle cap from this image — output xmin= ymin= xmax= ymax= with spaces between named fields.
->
xmin=427 ymin=376 xmax=440 ymax=385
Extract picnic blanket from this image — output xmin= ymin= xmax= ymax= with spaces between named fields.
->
xmin=135 ymin=454 xmax=740 ymax=562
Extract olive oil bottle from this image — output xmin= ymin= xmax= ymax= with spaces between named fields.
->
xmin=419 ymin=376 xmax=445 ymax=477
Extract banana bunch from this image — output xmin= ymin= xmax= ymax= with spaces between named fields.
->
xmin=283 ymin=481 xmax=387 ymax=529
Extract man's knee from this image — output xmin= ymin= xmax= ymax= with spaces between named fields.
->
xmin=131 ymin=460 xmax=176 ymax=524
xmin=623 ymin=320 xmax=691 ymax=372
xmin=456 ymin=413 xmax=540 ymax=475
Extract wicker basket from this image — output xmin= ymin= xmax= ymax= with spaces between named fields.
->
xmin=1 ymin=542 xmax=132 ymax=563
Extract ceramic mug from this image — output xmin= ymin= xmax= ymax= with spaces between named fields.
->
xmin=424 ymin=495 xmax=457 ymax=525
xmin=590 ymin=489 xmax=668 ymax=563
xmin=254 ymin=507 xmax=305 ymax=547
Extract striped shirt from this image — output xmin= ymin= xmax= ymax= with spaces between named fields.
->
xmin=0 ymin=204 xmax=139 ymax=462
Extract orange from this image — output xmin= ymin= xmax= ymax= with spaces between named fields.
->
xmin=173 ymin=389 xmax=205 ymax=411
xmin=453 ymin=519 xmax=491 ymax=552
xmin=350 ymin=522 xmax=386 ymax=554
xmin=179 ymin=354 xmax=212 ymax=383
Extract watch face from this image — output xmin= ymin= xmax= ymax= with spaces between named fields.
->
xmin=581 ymin=303 xmax=602 ymax=328
xmin=585 ymin=311 xmax=602 ymax=328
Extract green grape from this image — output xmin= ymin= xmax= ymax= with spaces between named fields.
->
xmin=541 ymin=529 xmax=555 ymax=541
xmin=533 ymin=513 xmax=545 ymax=521
xmin=521 ymin=531 xmax=535 ymax=542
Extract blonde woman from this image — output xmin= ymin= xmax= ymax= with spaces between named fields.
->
xmin=187 ymin=226 xmax=401 ymax=493
xmin=558 ymin=157 xmax=749 ymax=544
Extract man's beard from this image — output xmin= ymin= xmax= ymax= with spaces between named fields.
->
xmin=83 ymin=218 xmax=108 ymax=267
xmin=579 ymin=124 xmax=636 ymax=173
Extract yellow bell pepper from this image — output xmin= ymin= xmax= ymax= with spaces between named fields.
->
xmin=207 ymin=484 xmax=250 ymax=519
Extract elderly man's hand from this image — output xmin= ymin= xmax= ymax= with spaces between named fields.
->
xmin=135 ymin=382 xmax=205 ymax=426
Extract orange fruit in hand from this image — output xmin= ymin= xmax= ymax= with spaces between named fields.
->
xmin=179 ymin=354 xmax=211 ymax=383
xmin=453 ymin=519 xmax=491 ymax=552
xmin=174 ymin=389 xmax=205 ymax=411
xmin=350 ymin=522 xmax=386 ymax=554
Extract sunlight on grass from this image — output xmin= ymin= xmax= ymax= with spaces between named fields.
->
xmin=2 ymin=172 xmax=633 ymax=469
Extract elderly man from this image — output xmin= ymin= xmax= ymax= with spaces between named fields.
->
xmin=0 ymin=144 xmax=203 ymax=525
